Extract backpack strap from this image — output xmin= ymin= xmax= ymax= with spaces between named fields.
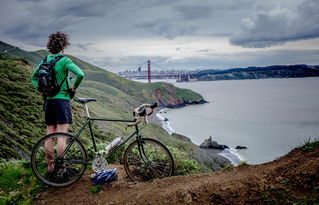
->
xmin=52 ymin=55 xmax=70 ymax=92
xmin=42 ymin=56 xmax=48 ymax=63
xmin=50 ymin=55 xmax=64 ymax=64
xmin=42 ymin=54 xmax=63 ymax=64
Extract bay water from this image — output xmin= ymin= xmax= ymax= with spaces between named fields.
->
xmin=158 ymin=77 xmax=319 ymax=164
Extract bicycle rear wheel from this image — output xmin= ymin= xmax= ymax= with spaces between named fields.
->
xmin=31 ymin=132 xmax=87 ymax=187
xmin=124 ymin=138 xmax=174 ymax=182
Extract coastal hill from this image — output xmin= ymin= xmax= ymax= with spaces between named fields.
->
xmin=37 ymin=141 xmax=319 ymax=204
xmin=191 ymin=65 xmax=319 ymax=81
xmin=0 ymin=41 xmax=228 ymax=170
xmin=0 ymin=40 xmax=204 ymax=108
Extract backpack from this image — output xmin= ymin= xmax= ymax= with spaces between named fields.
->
xmin=37 ymin=55 xmax=67 ymax=98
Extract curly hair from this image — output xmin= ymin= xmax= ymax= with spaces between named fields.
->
xmin=47 ymin=31 xmax=70 ymax=54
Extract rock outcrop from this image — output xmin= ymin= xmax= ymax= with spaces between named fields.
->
xmin=152 ymin=84 xmax=208 ymax=108
xmin=199 ymin=136 xmax=229 ymax=150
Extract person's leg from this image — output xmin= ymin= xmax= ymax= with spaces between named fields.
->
xmin=45 ymin=125 xmax=57 ymax=170
xmin=57 ymin=123 xmax=69 ymax=156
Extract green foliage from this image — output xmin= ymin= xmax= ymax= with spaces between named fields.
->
xmin=168 ymin=146 xmax=201 ymax=175
xmin=0 ymin=159 xmax=43 ymax=204
xmin=0 ymin=41 xmax=46 ymax=66
xmin=88 ymin=185 xmax=104 ymax=194
xmin=238 ymin=161 xmax=248 ymax=166
xmin=301 ymin=138 xmax=319 ymax=152
xmin=223 ymin=164 xmax=234 ymax=171
xmin=0 ymin=57 xmax=45 ymax=159
xmin=260 ymin=184 xmax=319 ymax=204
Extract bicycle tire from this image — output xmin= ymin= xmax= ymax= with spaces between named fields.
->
xmin=31 ymin=132 xmax=87 ymax=187
xmin=124 ymin=138 xmax=174 ymax=182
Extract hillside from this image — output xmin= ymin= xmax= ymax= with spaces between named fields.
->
xmin=0 ymin=43 xmax=228 ymax=172
xmin=0 ymin=40 xmax=205 ymax=108
xmin=0 ymin=41 xmax=44 ymax=66
xmin=35 ymin=142 xmax=319 ymax=204
xmin=192 ymin=65 xmax=319 ymax=81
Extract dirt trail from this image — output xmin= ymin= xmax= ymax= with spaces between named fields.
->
xmin=35 ymin=146 xmax=319 ymax=204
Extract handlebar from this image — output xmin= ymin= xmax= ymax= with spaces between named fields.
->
xmin=127 ymin=103 xmax=158 ymax=127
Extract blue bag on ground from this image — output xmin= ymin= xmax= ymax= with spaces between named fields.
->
xmin=92 ymin=168 xmax=118 ymax=185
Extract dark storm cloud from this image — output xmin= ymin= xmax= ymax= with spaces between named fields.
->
xmin=0 ymin=0 xmax=118 ymax=45
xmin=230 ymin=0 xmax=319 ymax=48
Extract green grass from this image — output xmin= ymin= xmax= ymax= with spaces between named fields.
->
xmin=301 ymin=138 xmax=319 ymax=152
xmin=0 ymin=159 xmax=43 ymax=205
xmin=223 ymin=164 xmax=234 ymax=171
xmin=88 ymin=185 xmax=104 ymax=194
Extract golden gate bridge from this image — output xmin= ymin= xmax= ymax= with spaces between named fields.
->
xmin=119 ymin=60 xmax=194 ymax=83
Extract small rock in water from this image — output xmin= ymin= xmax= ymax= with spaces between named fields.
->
xmin=235 ymin=146 xmax=247 ymax=149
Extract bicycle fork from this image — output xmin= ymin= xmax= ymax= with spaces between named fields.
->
xmin=136 ymin=135 xmax=162 ymax=178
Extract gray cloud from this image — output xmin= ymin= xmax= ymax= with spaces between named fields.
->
xmin=1 ymin=0 xmax=318 ymax=70
xmin=81 ymin=48 xmax=319 ymax=72
xmin=175 ymin=5 xmax=213 ymax=19
xmin=74 ymin=43 xmax=96 ymax=51
xmin=0 ymin=0 xmax=119 ymax=45
xmin=135 ymin=19 xmax=198 ymax=39
xmin=197 ymin=49 xmax=211 ymax=53
xmin=230 ymin=0 xmax=319 ymax=48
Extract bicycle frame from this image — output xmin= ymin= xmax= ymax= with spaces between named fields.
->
xmin=60 ymin=102 xmax=154 ymax=166
xmin=61 ymin=116 xmax=142 ymax=164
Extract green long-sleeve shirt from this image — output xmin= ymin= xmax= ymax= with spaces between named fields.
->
xmin=31 ymin=54 xmax=84 ymax=100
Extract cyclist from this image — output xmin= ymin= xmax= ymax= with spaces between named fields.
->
xmin=31 ymin=31 xmax=84 ymax=173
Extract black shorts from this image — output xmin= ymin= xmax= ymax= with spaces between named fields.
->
xmin=45 ymin=99 xmax=72 ymax=125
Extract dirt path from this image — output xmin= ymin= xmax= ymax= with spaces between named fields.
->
xmin=35 ymin=146 xmax=319 ymax=204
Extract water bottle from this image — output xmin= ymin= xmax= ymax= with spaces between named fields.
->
xmin=99 ymin=137 xmax=123 ymax=155
xmin=107 ymin=137 xmax=123 ymax=151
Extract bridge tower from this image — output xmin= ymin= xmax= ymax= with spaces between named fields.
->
xmin=147 ymin=60 xmax=151 ymax=83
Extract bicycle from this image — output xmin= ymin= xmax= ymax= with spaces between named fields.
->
xmin=31 ymin=98 xmax=174 ymax=187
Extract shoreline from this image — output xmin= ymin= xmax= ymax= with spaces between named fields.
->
xmin=148 ymin=107 xmax=243 ymax=166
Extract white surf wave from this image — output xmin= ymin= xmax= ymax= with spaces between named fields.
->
xmin=217 ymin=148 xmax=247 ymax=166
xmin=156 ymin=109 xmax=175 ymax=135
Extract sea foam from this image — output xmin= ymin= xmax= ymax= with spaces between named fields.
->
xmin=156 ymin=109 xmax=175 ymax=135
xmin=218 ymin=148 xmax=247 ymax=166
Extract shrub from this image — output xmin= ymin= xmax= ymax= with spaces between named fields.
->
xmin=301 ymin=138 xmax=319 ymax=152
xmin=168 ymin=146 xmax=201 ymax=175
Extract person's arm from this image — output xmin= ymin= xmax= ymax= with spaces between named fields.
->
xmin=65 ymin=58 xmax=84 ymax=91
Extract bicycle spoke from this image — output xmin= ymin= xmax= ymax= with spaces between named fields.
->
xmin=31 ymin=133 xmax=87 ymax=187
xmin=124 ymin=138 xmax=174 ymax=182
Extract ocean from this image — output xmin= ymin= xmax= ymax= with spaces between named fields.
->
xmin=153 ymin=77 xmax=319 ymax=165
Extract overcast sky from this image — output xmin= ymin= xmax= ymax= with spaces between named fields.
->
xmin=1 ymin=0 xmax=319 ymax=72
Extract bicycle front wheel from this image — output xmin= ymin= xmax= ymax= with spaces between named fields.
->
xmin=31 ymin=132 xmax=87 ymax=187
xmin=124 ymin=138 xmax=174 ymax=182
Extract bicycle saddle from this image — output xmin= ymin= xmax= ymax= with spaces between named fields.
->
xmin=74 ymin=98 xmax=97 ymax=104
